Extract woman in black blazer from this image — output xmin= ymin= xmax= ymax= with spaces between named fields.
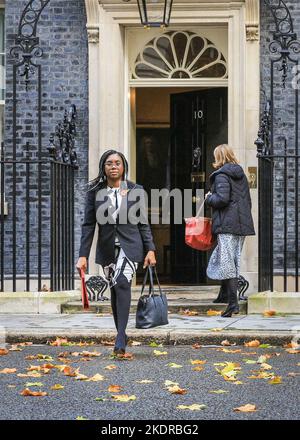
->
xmin=205 ymin=144 xmax=255 ymax=317
xmin=76 ymin=150 xmax=156 ymax=355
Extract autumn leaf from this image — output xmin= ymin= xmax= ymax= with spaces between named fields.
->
xmin=193 ymin=367 xmax=204 ymax=371
xmin=180 ymin=309 xmax=199 ymax=316
xmin=95 ymin=398 xmax=107 ymax=402
xmin=76 ymin=416 xmax=89 ymax=420
xmin=211 ymin=328 xmax=223 ymax=332
xmin=17 ymin=372 xmax=42 ymax=378
xmin=75 ymin=374 xmax=89 ymax=381
xmin=243 ymin=359 xmax=257 ymax=364
xmin=153 ymin=350 xmax=168 ymax=356
xmin=263 ymin=310 xmax=277 ymax=317
xmin=260 ymin=363 xmax=273 ymax=370
xmin=21 ymin=388 xmax=47 ymax=397
xmin=286 ymin=349 xmax=300 ymax=354
xmin=62 ymin=366 xmax=80 ymax=377
xmin=248 ymin=371 xmax=275 ymax=379
xmin=164 ymin=380 xmax=179 ymax=387
xmin=111 ymin=394 xmax=136 ymax=402
xmin=166 ymin=363 xmax=182 ymax=368
xmin=234 ymin=404 xmax=257 ymax=412
xmin=259 ymin=344 xmax=272 ymax=349
xmin=149 ymin=341 xmax=163 ymax=347
xmin=100 ymin=340 xmax=115 ymax=346
xmin=9 ymin=346 xmax=23 ymax=352
xmin=192 ymin=343 xmax=202 ymax=349
xmin=25 ymin=382 xmax=43 ymax=387
xmin=209 ymin=390 xmax=229 ymax=394
xmin=108 ymin=385 xmax=122 ymax=393
xmin=190 ymin=360 xmax=206 ymax=365
xmin=221 ymin=340 xmax=236 ymax=346
xmin=0 ymin=368 xmax=17 ymax=374
xmin=207 ymin=309 xmax=221 ymax=316
xmin=167 ymin=385 xmax=187 ymax=395
xmin=16 ymin=342 xmax=33 ymax=346
xmin=51 ymin=384 xmax=64 ymax=390
xmin=268 ymin=376 xmax=282 ymax=384
xmin=104 ymin=365 xmax=117 ymax=370
xmin=284 ymin=341 xmax=300 ymax=349
xmin=234 ymin=381 xmax=243 ymax=385
xmin=0 ymin=349 xmax=9 ymax=356
xmin=130 ymin=341 xmax=142 ymax=346
xmin=244 ymin=340 xmax=260 ymax=347
xmin=177 ymin=404 xmax=206 ymax=411
xmin=216 ymin=362 xmax=241 ymax=381
xmin=49 ymin=337 xmax=70 ymax=346
xmin=136 ymin=380 xmax=154 ymax=384
xmin=86 ymin=374 xmax=105 ymax=382
xmin=218 ymin=348 xmax=242 ymax=353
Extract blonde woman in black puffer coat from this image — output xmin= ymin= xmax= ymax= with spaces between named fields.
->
xmin=205 ymin=145 xmax=255 ymax=317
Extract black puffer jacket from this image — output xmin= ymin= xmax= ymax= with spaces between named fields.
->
xmin=205 ymin=163 xmax=255 ymax=236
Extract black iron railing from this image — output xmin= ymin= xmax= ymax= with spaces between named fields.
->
xmin=256 ymin=0 xmax=300 ymax=292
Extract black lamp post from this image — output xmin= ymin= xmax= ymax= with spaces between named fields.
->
xmin=137 ymin=0 xmax=173 ymax=28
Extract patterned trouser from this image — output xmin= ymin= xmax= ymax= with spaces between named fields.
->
xmin=103 ymin=247 xmax=138 ymax=288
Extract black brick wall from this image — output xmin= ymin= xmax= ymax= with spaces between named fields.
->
xmin=260 ymin=0 xmax=300 ymax=273
xmin=3 ymin=0 xmax=88 ymax=278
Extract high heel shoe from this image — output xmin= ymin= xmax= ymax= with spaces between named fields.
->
xmin=221 ymin=304 xmax=239 ymax=317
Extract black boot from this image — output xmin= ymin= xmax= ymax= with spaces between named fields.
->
xmin=221 ymin=278 xmax=239 ymax=317
xmin=213 ymin=281 xmax=227 ymax=303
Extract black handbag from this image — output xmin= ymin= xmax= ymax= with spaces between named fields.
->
xmin=136 ymin=266 xmax=168 ymax=329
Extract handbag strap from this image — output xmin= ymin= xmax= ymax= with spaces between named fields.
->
xmin=195 ymin=198 xmax=206 ymax=218
xmin=140 ymin=266 xmax=153 ymax=296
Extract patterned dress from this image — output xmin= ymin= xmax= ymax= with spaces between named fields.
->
xmin=206 ymin=234 xmax=245 ymax=280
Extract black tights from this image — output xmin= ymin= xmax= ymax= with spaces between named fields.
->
xmin=110 ymin=273 xmax=131 ymax=349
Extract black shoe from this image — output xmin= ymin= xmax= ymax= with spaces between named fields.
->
xmin=221 ymin=304 xmax=239 ymax=318
xmin=113 ymin=347 xmax=125 ymax=356
xmin=213 ymin=283 xmax=227 ymax=303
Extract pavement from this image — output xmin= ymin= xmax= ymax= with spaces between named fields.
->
xmin=0 ymin=312 xmax=300 ymax=346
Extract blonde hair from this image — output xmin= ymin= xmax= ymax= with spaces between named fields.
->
xmin=212 ymin=144 xmax=239 ymax=169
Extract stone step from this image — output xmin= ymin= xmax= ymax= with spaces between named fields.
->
xmin=61 ymin=299 xmax=247 ymax=315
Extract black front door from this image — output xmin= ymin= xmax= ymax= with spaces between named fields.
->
xmin=170 ymin=88 xmax=228 ymax=284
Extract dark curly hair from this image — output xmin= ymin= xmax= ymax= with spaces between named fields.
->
xmin=87 ymin=149 xmax=129 ymax=192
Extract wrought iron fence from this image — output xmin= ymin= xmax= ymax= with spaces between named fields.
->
xmin=0 ymin=0 xmax=78 ymax=292
xmin=256 ymin=0 xmax=300 ymax=292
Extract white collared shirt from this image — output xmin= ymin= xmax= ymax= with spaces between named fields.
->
xmin=107 ymin=186 xmax=122 ymax=245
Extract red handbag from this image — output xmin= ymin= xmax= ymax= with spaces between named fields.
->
xmin=185 ymin=200 xmax=215 ymax=251
xmin=80 ymin=269 xmax=90 ymax=309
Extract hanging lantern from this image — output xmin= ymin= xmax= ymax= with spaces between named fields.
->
xmin=137 ymin=0 xmax=173 ymax=28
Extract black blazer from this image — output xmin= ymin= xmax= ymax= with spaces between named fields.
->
xmin=205 ymin=163 xmax=255 ymax=236
xmin=79 ymin=180 xmax=156 ymax=266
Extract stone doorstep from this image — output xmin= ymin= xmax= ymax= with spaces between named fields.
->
xmin=248 ymin=291 xmax=300 ymax=314
xmin=0 ymin=291 xmax=80 ymax=314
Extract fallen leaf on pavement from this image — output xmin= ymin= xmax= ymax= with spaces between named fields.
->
xmin=0 ymin=368 xmax=17 ymax=374
xmin=21 ymin=388 xmax=47 ymax=397
xmin=9 ymin=346 xmax=23 ymax=352
xmin=260 ymin=363 xmax=273 ymax=370
xmin=86 ymin=374 xmax=105 ymax=382
xmin=218 ymin=348 xmax=242 ymax=353
xmin=211 ymin=328 xmax=223 ymax=332
xmin=177 ymin=404 xmax=206 ymax=411
xmin=74 ymin=374 xmax=89 ymax=381
xmin=207 ymin=309 xmax=221 ymax=316
xmin=62 ymin=366 xmax=79 ymax=377
xmin=284 ymin=341 xmax=300 ymax=349
xmin=244 ymin=340 xmax=260 ymax=347
xmin=190 ymin=360 xmax=206 ymax=365
xmin=248 ymin=371 xmax=275 ymax=379
xmin=0 ymin=349 xmax=9 ymax=356
xmin=130 ymin=341 xmax=142 ymax=346
xmin=234 ymin=404 xmax=257 ymax=412
xmin=100 ymin=340 xmax=115 ymax=346
xmin=49 ymin=337 xmax=70 ymax=346
xmin=234 ymin=381 xmax=243 ymax=385
xmin=243 ymin=359 xmax=257 ymax=364
xmin=166 ymin=363 xmax=183 ymax=368
xmin=221 ymin=340 xmax=236 ymax=346
xmin=17 ymin=372 xmax=42 ymax=378
xmin=149 ymin=342 xmax=163 ymax=347
xmin=263 ymin=310 xmax=277 ymax=317
xmin=180 ymin=309 xmax=199 ymax=316
xmin=108 ymin=385 xmax=122 ymax=393
xmin=167 ymin=385 xmax=187 ymax=395
xmin=192 ymin=367 xmax=204 ymax=371
xmin=76 ymin=416 xmax=88 ymax=420
xmin=164 ymin=380 xmax=179 ymax=387
xmin=25 ymin=382 xmax=43 ymax=387
xmin=104 ymin=365 xmax=117 ymax=370
xmin=286 ymin=349 xmax=300 ymax=354
xmin=259 ymin=344 xmax=272 ymax=349
xmin=136 ymin=380 xmax=154 ymax=384
xmin=268 ymin=376 xmax=282 ymax=384
xmin=111 ymin=395 xmax=136 ymax=402
xmin=51 ymin=384 xmax=64 ymax=390
xmin=192 ymin=343 xmax=202 ymax=349
xmin=153 ymin=350 xmax=168 ymax=356
xmin=209 ymin=390 xmax=229 ymax=394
